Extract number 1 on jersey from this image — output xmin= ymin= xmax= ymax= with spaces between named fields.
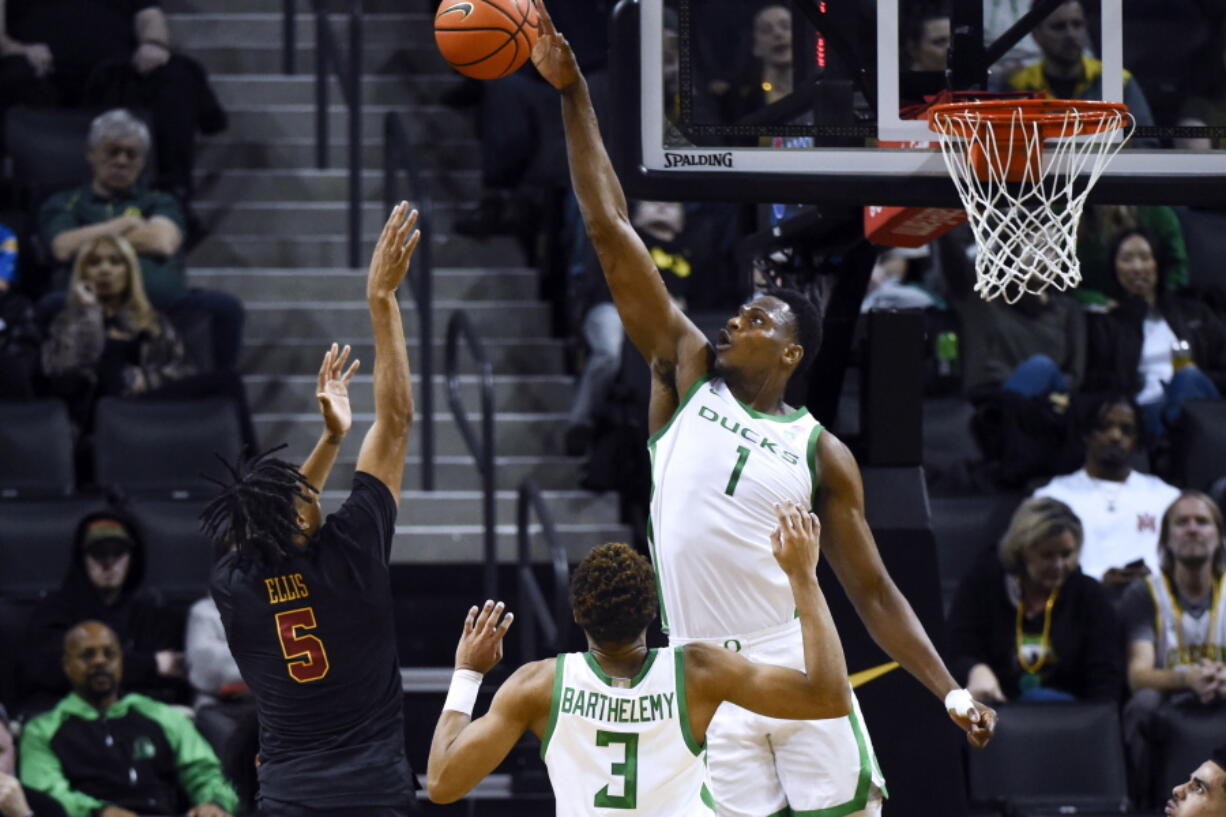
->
xmin=724 ymin=445 xmax=751 ymax=496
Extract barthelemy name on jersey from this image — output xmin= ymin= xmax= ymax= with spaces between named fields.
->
xmin=264 ymin=572 xmax=311 ymax=605
xmin=696 ymin=405 xmax=802 ymax=465
xmin=559 ymin=686 xmax=677 ymax=724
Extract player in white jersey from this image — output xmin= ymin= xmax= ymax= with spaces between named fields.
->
xmin=425 ymin=504 xmax=853 ymax=815
xmin=529 ymin=2 xmax=997 ymax=814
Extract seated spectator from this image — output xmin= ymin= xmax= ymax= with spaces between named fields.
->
xmin=0 ymin=0 xmax=225 ymax=202
xmin=19 ymin=621 xmax=236 ymax=817
xmin=860 ymin=248 xmax=943 ymax=313
xmin=1032 ymin=394 xmax=1181 ymax=589
xmin=21 ymin=511 xmax=185 ymax=713
xmin=899 ymin=2 xmax=950 ymax=105
xmin=1076 ymin=205 xmax=1189 ymax=305
xmin=40 ymin=109 xmax=243 ymax=372
xmin=1166 ymin=745 xmax=1226 ymax=817
xmin=717 ymin=3 xmax=794 ymax=125
xmin=0 ymin=703 xmax=67 ymax=817
xmin=1176 ymin=17 xmax=1226 ymax=151
xmin=947 ymin=496 xmax=1123 ymax=704
xmin=1123 ymin=492 xmax=1226 ymax=807
xmin=1084 ymin=229 xmax=1225 ymax=442
xmin=40 ymin=233 xmax=254 ymax=446
xmin=184 ymin=596 xmax=251 ymax=759
xmin=1003 ymin=0 xmax=1156 ymax=132
xmin=0 ymin=226 xmax=40 ymax=399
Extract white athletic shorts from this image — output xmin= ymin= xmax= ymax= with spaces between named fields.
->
xmin=671 ymin=618 xmax=887 ymax=817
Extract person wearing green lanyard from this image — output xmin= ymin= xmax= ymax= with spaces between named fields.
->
xmin=1121 ymin=491 xmax=1226 ymax=809
xmin=947 ymin=496 xmax=1124 ymax=704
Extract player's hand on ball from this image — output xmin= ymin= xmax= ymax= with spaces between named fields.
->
xmin=367 ymin=201 xmax=420 ymax=299
xmin=456 ymin=600 xmax=514 ymax=675
xmin=317 ymin=342 xmax=359 ymax=438
xmin=770 ymin=502 xmax=821 ymax=577
xmin=530 ymin=0 xmax=579 ymax=91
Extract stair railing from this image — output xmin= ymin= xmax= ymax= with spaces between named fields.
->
xmin=516 ymin=479 xmax=570 ymax=663
xmin=445 ymin=311 xmax=497 ymax=600
xmin=384 ymin=112 xmax=435 ymax=490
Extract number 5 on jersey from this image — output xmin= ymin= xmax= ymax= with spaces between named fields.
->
xmin=275 ymin=607 xmax=330 ymax=682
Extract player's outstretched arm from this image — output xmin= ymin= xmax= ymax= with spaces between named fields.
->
xmin=530 ymin=0 xmax=707 ymax=380
xmin=295 ymin=343 xmax=361 ymax=535
xmin=355 ymin=202 xmax=420 ymax=504
xmin=815 ymin=431 xmax=996 ymax=748
xmin=686 ymin=504 xmax=851 ymax=727
xmin=427 ymin=601 xmax=550 ymax=804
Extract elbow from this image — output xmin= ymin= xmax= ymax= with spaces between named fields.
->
xmin=424 ymin=770 xmax=462 ymax=804
xmin=821 ymin=686 xmax=854 ymax=719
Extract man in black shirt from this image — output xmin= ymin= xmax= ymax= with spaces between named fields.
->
xmin=204 ymin=203 xmax=421 ymax=817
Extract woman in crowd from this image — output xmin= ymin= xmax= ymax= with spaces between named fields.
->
xmin=1084 ymin=228 xmax=1225 ymax=441
xmin=947 ymin=496 xmax=1123 ymax=703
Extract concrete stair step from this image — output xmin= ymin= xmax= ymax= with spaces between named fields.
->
xmin=240 ymin=337 xmax=568 ymax=377
xmin=195 ymin=137 xmax=479 ymax=172
xmin=328 ymin=455 xmax=586 ymax=492
xmin=246 ymin=373 xmax=573 ymax=414
xmin=165 ymin=0 xmax=421 ymax=14
xmin=256 ymin=412 xmax=566 ymax=457
xmin=169 ymin=13 xmax=432 ymax=48
xmin=195 ymin=168 xmax=480 ymax=204
xmin=320 ymin=488 xmax=619 ymax=526
xmin=193 ymin=266 xmax=535 ymax=302
xmin=243 ymin=300 xmax=550 ymax=340
xmin=189 ymin=41 xmax=449 ymax=76
xmin=194 ymin=200 xmax=463 ymax=236
xmin=388 ymin=523 xmax=633 ymax=564
xmin=189 ymin=232 xmax=522 ymax=268
xmin=210 ymin=74 xmax=458 ymax=109
xmin=222 ymin=105 xmax=473 ymax=141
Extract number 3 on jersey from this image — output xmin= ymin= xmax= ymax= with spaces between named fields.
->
xmin=593 ymin=730 xmax=638 ymax=809
xmin=275 ymin=607 xmax=330 ymax=683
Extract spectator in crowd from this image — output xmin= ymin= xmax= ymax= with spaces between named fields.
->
xmin=947 ymin=496 xmax=1123 ymax=704
xmin=184 ymin=596 xmax=251 ymax=759
xmin=1122 ymin=492 xmax=1226 ymax=807
xmin=903 ymin=3 xmax=950 ymax=72
xmin=1032 ymin=395 xmax=1181 ymax=589
xmin=0 ymin=225 xmax=41 ymax=399
xmin=1083 ymin=229 xmax=1224 ymax=442
xmin=0 ymin=0 xmax=225 ymax=203
xmin=1167 ymin=745 xmax=1226 ymax=817
xmin=982 ymin=0 xmax=1042 ymax=81
xmin=1003 ymin=0 xmax=1155 ymax=131
xmin=19 ymin=621 xmax=236 ymax=817
xmin=1076 ymin=205 xmax=1189 ymax=305
xmin=40 ymin=109 xmax=243 ymax=372
xmin=717 ymin=3 xmax=794 ymax=126
xmin=0 ymin=704 xmax=66 ymax=817
xmin=1176 ymin=17 xmax=1226 ymax=151
xmin=21 ymin=510 xmax=185 ymax=713
xmin=860 ymin=248 xmax=943 ymax=312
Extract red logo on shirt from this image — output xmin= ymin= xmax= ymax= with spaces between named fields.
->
xmin=1137 ymin=513 xmax=1157 ymax=533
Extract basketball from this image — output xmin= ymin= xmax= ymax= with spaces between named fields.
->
xmin=434 ymin=0 xmax=541 ymax=81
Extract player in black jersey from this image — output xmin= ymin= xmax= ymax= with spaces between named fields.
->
xmin=203 ymin=203 xmax=420 ymax=817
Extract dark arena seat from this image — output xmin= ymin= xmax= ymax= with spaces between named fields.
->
xmin=94 ymin=397 xmax=243 ymax=498
xmin=0 ymin=399 xmax=75 ymax=498
xmin=4 ymin=107 xmax=94 ymax=209
xmin=0 ymin=496 xmax=110 ymax=600
xmin=1155 ymin=703 xmax=1226 ymax=806
xmin=967 ymin=702 xmax=1130 ymax=815
xmin=129 ymin=498 xmax=214 ymax=603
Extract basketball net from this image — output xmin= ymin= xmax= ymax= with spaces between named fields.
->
xmin=928 ymin=100 xmax=1135 ymax=303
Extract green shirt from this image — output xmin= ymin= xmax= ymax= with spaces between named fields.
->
xmin=39 ymin=185 xmax=187 ymax=307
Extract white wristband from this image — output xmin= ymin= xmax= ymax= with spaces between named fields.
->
xmin=944 ymin=688 xmax=975 ymax=718
xmin=443 ymin=669 xmax=483 ymax=715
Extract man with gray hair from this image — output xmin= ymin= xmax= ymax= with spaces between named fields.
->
xmin=38 ymin=108 xmax=243 ymax=371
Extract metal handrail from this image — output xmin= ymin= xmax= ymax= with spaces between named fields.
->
xmin=385 ymin=112 xmax=435 ymax=490
xmin=516 ymin=479 xmax=571 ymax=663
xmin=445 ymin=311 xmax=497 ymax=600
xmin=308 ymin=0 xmax=363 ymax=268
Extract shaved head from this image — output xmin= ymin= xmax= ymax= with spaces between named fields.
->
xmin=63 ymin=620 xmax=123 ymax=707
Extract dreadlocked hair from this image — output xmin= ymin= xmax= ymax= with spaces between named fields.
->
xmin=200 ymin=445 xmax=318 ymax=567
xmin=571 ymin=543 xmax=658 ymax=645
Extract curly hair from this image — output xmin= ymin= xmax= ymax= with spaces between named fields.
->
xmin=571 ymin=543 xmax=658 ymax=645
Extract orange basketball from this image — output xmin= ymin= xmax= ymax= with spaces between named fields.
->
xmin=434 ymin=0 xmax=541 ymax=80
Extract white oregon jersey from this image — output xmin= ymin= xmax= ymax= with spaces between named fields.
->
xmin=541 ymin=647 xmax=715 ymax=817
xmin=649 ymin=375 xmax=822 ymax=639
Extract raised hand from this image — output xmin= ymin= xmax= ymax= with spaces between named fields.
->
xmin=317 ymin=342 xmax=360 ymax=439
xmin=770 ymin=502 xmax=821 ymax=578
xmin=455 ymin=600 xmax=514 ymax=675
xmin=367 ymin=202 xmax=421 ymax=300
xmin=530 ymin=0 xmax=579 ymax=91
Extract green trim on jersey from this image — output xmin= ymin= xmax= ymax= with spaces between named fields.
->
xmin=805 ymin=424 xmax=824 ymax=507
xmin=645 ymin=513 xmax=670 ymax=634
xmin=700 ymin=782 xmax=717 ymax=812
xmin=788 ymin=706 xmax=874 ymax=817
xmin=764 ymin=808 xmax=790 ymax=817
xmin=647 ymin=373 xmax=712 ymax=447
xmin=735 ymin=399 xmax=810 ymax=424
xmin=673 ymin=649 xmax=703 ymax=756
xmin=582 ymin=649 xmax=659 ymax=688
xmin=539 ymin=655 xmax=566 ymax=760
